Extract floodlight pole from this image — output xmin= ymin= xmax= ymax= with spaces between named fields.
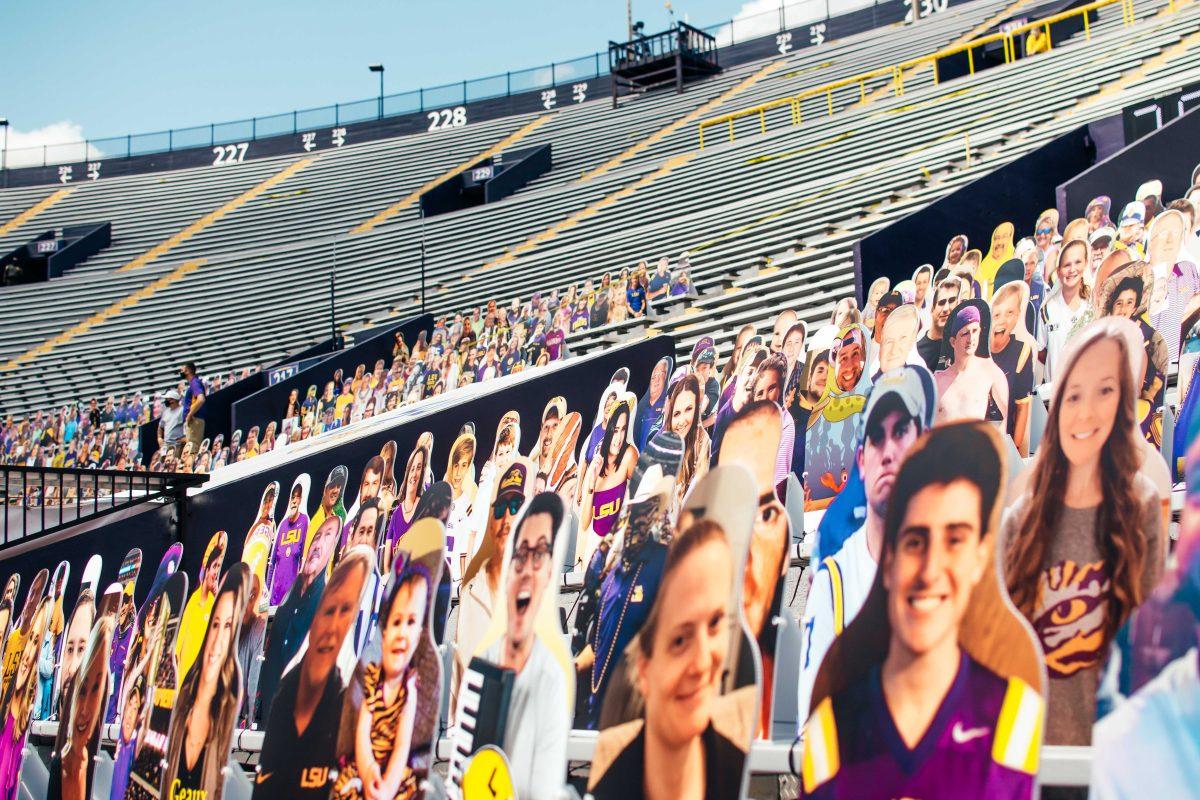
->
xmin=369 ymin=64 xmax=386 ymax=119
xmin=0 ymin=119 xmax=9 ymax=187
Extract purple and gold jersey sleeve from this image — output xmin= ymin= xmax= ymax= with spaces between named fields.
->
xmin=801 ymin=656 xmax=1043 ymax=800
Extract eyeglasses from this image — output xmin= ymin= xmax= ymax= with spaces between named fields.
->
xmin=493 ymin=497 xmax=523 ymax=519
xmin=512 ymin=539 xmax=552 ymax=572
xmin=1035 ymin=228 xmax=1053 ymax=235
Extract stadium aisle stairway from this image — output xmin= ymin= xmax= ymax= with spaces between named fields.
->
xmin=0 ymin=188 xmax=73 ymax=238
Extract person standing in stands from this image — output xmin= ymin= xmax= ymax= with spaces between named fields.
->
xmin=156 ymin=389 xmax=185 ymax=460
xmin=180 ymin=363 xmax=207 ymax=454
xmin=917 ymin=277 xmax=961 ymax=373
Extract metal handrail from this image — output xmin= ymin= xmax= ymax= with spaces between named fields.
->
xmin=699 ymin=0 xmax=1138 ymax=147
xmin=0 ymin=464 xmax=207 ymax=547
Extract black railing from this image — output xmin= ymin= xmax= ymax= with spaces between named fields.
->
xmin=0 ymin=465 xmax=208 ymax=548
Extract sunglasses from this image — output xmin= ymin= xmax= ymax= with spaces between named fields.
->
xmin=1035 ymin=228 xmax=1053 ymax=235
xmin=492 ymin=497 xmax=523 ymax=519
xmin=512 ymin=539 xmax=552 ymax=572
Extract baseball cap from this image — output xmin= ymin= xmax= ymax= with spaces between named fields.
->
xmin=1089 ymin=226 xmax=1116 ymax=245
xmin=495 ymin=461 xmax=528 ymax=503
xmin=1119 ymin=201 xmax=1145 ymax=226
xmin=877 ymin=290 xmax=903 ymax=310
xmin=695 ymin=346 xmax=717 ymax=365
xmin=857 ymin=364 xmax=937 ymax=444
xmin=160 ymin=389 xmax=181 ymax=401
xmin=1135 ymin=179 xmax=1163 ymax=201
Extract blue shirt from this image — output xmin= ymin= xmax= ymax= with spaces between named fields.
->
xmin=626 ymin=287 xmax=647 ymax=313
xmin=588 ymin=541 xmax=667 ymax=729
xmin=183 ymin=376 xmax=206 ymax=420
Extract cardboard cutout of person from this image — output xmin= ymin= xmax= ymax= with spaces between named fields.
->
xmin=574 ymin=463 xmax=676 ymax=731
xmin=111 ymin=544 xmax=183 ymax=728
xmin=256 ymin=504 xmax=341 ymax=727
xmin=979 ymin=222 xmax=1016 ymax=298
xmin=303 ymin=466 xmax=348 ymax=566
xmin=457 ymin=492 xmax=573 ymax=800
xmin=1091 ymin=435 xmax=1200 ymax=796
xmin=51 ymin=564 xmax=96 ymax=735
xmin=159 ymin=565 xmax=251 ymax=800
xmin=33 ymin=560 xmax=69 ymax=721
xmin=333 ymin=518 xmax=446 ymax=800
xmin=177 ymin=532 xmax=227 ymax=683
xmin=111 ymin=569 xmax=188 ymax=800
xmin=802 ymin=422 xmax=1045 ymax=799
xmin=1001 ymin=318 xmax=1164 ymax=747
xmin=452 ymin=460 xmax=532 ymax=724
xmin=0 ymin=597 xmax=52 ymax=800
xmin=990 ymin=280 xmax=1036 ymax=456
xmin=589 ymin=466 xmax=759 ymax=800
xmin=254 ymin=547 xmax=376 ymax=800
xmin=244 ymin=482 xmax=279 ymax=601
xmin=46 ymin=616 xmax=114 ymax=800
xmin=934 ymin=300 xmax=1008 ymax=430
xmin=268 ymin=473 xmax=312 ymax=607
xmin=805 ymin=324 xmax=873 ymax=510
xmin=2 ymin=568 xmax=48 ymax=698
xmin=444 ymin=431 xmax=479 ymax=582
xmin=717 ymin=401 xmax=794 ymax=738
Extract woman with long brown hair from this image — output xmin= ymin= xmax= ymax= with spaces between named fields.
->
xmin=662 ymin=374 xmax=710 ymax=518
xmin=1002 ymin=317 xmax=1164 ymax=746
xmin=160 ymin=566 xmax=250 ymax=800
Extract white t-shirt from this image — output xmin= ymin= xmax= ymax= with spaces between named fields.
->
xmin=1038 ymin=289 xmax=1089 ymax=386
xmin=796 ymin=524 xmax=877 ymax=724
xmin=482 ymin=638 xmax=569 ymax=800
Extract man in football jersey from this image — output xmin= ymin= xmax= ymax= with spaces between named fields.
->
xmin=801 ymin=423 xmax=1043 ymax=800
xmin=797 ymin=365 xmax=933 ymax=720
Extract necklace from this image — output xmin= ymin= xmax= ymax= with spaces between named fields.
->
xmin=591 ymin=563 xmax=643 ymax=694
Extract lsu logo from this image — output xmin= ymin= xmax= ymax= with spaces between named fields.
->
xmin=1033 ymin=559 xmax=1110 ymax=678
xmin=596 ymin=498 xmax=622 ymax=519
xmin=299 ymin=767 xmax=330 ymax=789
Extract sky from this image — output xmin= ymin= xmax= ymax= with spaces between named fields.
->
xmin=0 ymin=0 xmax=803 ymax=154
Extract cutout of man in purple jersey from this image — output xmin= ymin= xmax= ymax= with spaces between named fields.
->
xmin=800 ymin=421 xmax=1045 ymax=800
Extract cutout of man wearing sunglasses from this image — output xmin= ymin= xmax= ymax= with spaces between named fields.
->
xmin=453 ymin=461 xmax=529 ymax=719
xmin=480 ymin=492 xmax=569 ymax=800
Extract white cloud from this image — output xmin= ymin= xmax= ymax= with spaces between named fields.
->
xmin=2 ymin=121 xmax=104 ymax=169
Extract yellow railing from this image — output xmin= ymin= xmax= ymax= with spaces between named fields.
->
xmin=698 ymin=0 xmax=1138 ymax=148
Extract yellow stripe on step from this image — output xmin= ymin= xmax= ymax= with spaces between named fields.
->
xmin=0 ymin=188 xmax=73 ymax=237
xmin=117 ymin=158 xmax=314 ymax=273
xmin=350 ymin=115 xmax=552 ymax=235
xmin=0 ymin=259 xmax=206 ymax=372
xmin=578 ymin=59 xmax=787 ymax=184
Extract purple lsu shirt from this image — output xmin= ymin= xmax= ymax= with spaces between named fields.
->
xmin=803 ymin=652 xmax=1041 ymax=800
xmin=269 ymin=513 xmax=309 ymax=606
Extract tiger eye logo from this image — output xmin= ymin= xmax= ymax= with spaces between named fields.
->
xmin=1032 ymin=559 xmax=1110 ymax=678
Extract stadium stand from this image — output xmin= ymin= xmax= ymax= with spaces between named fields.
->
xmin=0 ymin=0 xmax=1198 ymax=794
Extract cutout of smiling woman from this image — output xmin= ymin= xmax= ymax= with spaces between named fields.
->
xmin=1002 ymin=318 xmax=1163 ymax=747
xmin=590 ymin=466 xmax=759 ymax=800
xmin=158 ymin=565 xmax=250 ymax=800
xmin=254 ymin=546 xmax=376 ymax=800
xmin=47 ymin=615 xmax=113 ymax=800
